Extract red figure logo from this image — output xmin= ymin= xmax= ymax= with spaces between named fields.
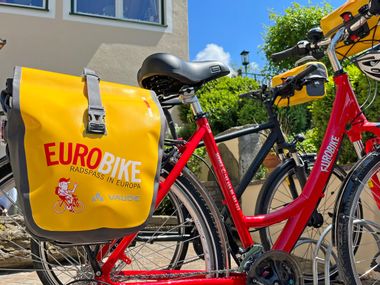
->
xmin=54 ymin=178 xmax=84 ymax=214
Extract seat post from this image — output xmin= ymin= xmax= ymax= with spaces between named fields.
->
xmin=179 ymin=87 xmax=205 ymax=117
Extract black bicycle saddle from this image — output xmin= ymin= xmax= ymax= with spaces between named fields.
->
xmin=137 ymin=53 xmax=230 ymax=95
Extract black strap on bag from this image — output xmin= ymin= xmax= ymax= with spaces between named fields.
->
xmin=83 ymin=68 xmax=106 ymax=135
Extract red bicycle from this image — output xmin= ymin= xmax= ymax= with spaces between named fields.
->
xmin=19 ymin=2 xmax=380 ymax=285
xmin=53 ymin=194 xmax=84 ymax=214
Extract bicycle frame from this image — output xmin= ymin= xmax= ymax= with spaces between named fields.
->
xmin=96 ymin=31 xmax=380 ymax=285
xmin=162 ymin=93 xmax=308 ymax=261
xmin=198 ymin=113 xmax=292 ymax=202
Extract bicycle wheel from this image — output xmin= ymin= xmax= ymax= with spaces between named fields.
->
xmin=336 ymin=151 xmax=380 ymax=285
xmin=255 ymin=155 xmax=346 ymax=282
xmin=0 ymin=157 xmax=39 ymax=281
xmin=52 ymin=201 xmax=66 ymax=214
xmin=32 ymin=167 xmax=227 ymax=284
xmin=73 ymin=200 xmax=85 ymax=214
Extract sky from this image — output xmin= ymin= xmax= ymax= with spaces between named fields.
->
xmin=188 ymin=0 xmax=343 ymax=73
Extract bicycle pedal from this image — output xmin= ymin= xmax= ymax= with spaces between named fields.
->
xmin=238 ymin=244 xmax=264 ymax=272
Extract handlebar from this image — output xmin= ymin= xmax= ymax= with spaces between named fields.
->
xmin=290 ymin=63 xmax=318 ymax=84
xmin=274 ymin=63 xmax=318 ymax=97
xmin=271 ymin=41 xmax=310 ymax=62
xmin=271 ymin=46 xmax=300 ymax=62
xmin=270 ymin=2 xmax=379 ymax=63
xmin=239 ymin=90 xmax=263 ymax=100
xmin=240 ymin=64 xmax=318 ymax=105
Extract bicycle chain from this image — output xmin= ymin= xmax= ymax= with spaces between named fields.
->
xmin=113 ymin=269 xmax=233 ymax=281
xmin=112 ymin=268 xmax=264 ymax=284
xmin=113 ymin=268 xmax=230 ymax=280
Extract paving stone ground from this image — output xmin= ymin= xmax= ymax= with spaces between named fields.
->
xmin=0 ymin=271 xmax=41 ymax=285
xmin=0 ymin=245 xmax=369 ymax=285
xmin=0 ymin=271 xmax=348 ymax=285
xmin=0 ymin=266 xmax=347 ymax=285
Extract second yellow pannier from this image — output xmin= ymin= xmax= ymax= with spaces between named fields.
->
xmin=272 ymin=62 xmax=328 ymax=107
xmin=2 ymin=67 xmax=166 ymax=243
xmin=321 ymin=0 xmax=380 ymax=59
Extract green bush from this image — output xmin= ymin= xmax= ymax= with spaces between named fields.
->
xmin=299 ymin=128 xmax=318 ymax=153
xmin=278 ymin=104 xmax=311 ymax=136
xmin=179 ymin=76 xmax=264 ymax=137
xmin=179 ymin=75 xmax=313 ymax=138
xmin=309 ymin=65 xmax=380 ymax=164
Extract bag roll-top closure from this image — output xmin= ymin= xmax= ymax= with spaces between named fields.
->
xmin=83 ymin=68 xmax=106 ymax=135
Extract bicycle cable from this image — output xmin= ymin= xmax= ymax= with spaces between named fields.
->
xmin=360 ymin=73 xmax=372 ymax=108
xmin=362 ymin=77 xmax=378 ymax=112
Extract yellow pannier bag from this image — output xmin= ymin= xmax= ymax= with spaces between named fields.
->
xmin=320 ymin=0 xmax=380 ymax=59
xmin=3 ymin=66 xmax=166 ymax=243
xmin=272 ymin=62 xmax=328 ymax=107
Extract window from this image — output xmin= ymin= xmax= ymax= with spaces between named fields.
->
xmin=0 ymin=0 xmax=48 ymax=10
xmin=72 ymin=0 xmax=163 ymax=25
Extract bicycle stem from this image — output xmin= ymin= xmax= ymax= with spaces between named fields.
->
xmin=327 ymin=27 xmax=367 ymax=158
xmin=327 ymin=27 xmax=345 ymax=73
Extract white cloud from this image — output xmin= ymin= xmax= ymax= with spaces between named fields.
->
xmin=195 ymin=44 xmax=236 ymax=76
xmin=249 ymin=62 xmax=260 ymax=73
xmin=195 ymin=44 xmax=231 ymax=65
xmin=194 ymin=44 xmax=261 ymax=78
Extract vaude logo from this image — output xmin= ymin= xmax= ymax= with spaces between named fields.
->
xmin=109 ymin=194 xmax=140 ymax=201
xmin=321 ymin=136 xmax=340 ymax=172
xmin=92 ymin=192 xmax=104 ymax=202
xmin=91 ymin=192 xmax=140 ymax=202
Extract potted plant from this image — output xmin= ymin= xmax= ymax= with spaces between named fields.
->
xmin=263 ymin=150 xmax=281 ymax=169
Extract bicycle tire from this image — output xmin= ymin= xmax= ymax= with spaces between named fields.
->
xmin=32 ymin=191 xmax=190 ymax=285
xmin=255 ymin=155 xmax=346 ymax=282
xmin=73 ymin=200 xmax=85 ymax=213
xmin=31 ymin=166 xmax=227 ymax=284
xmin=335 ymin=151 xmax=380 ymax=285
xmin=52 ymin=200 xmax=66 ymax=214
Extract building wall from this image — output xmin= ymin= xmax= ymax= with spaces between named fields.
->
xmin=0 ymin=0 xmax=188 ymax=86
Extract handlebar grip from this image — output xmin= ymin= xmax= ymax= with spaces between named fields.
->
xmin=275 ymin=64 xmax=318 ymax=97
xmin=271 ymin=46 xmax=299 ymax=62
xmin=292 ymin=63 xmax=318 ymax=83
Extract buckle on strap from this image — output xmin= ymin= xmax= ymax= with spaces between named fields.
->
xmin=83 ymin=68 xmax=100 ymax=80
xmin=87 ymin=107 xmax=106 ymax=134
xmin=83 ymin=68 xmax=106 ymax=135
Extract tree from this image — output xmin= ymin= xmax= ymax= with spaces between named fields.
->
xmin=262 ymin=2 xmax=380 ymax=164
xmin=260 ymin=2 xmax=334 ymax=142
xmin=262 ymin=2 xmax=333 ymax=74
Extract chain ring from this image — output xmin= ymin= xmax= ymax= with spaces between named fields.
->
xmin=247 ymin=250 xmax=304 ymax=285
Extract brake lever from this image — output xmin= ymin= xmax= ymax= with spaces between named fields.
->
xmin=239 ymin=90 xmax=262 ymax=100
xmin=239 ymin=85 xmax=268 ymax=101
